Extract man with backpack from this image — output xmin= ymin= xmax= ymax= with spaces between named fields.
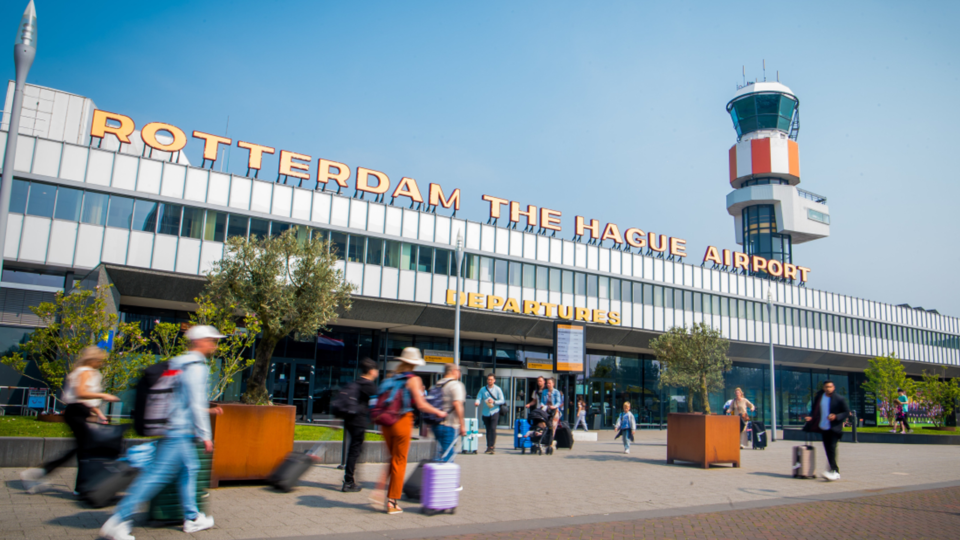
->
xmin=429 ymin=364 xmax=465 ymax=462
xmin=100 ymin=326 xmax=224 ymax=540
xmin=336 ymin=358 xmax=379 ymax=493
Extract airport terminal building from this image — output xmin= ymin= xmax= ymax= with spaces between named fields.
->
xmin=0 ymin=81 xmax=957 ymax=429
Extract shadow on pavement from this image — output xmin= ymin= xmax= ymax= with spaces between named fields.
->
xmin=297 ymin=493 xmax=380 ymax=511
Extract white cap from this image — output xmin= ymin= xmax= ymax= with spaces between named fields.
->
xmin=185 ymin=325 xmax=226 ymax=341
xmin=396 ymin=347 xmax=426 ymax=366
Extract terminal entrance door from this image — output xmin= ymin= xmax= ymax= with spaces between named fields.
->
xmin=268 ymin=358 xmax=315 ymax=420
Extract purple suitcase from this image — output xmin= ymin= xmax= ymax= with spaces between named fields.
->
xmin=420 ymin=462 xmax=459 ymax=515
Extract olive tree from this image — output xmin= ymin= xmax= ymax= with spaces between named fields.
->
xmin=862 ymin=354 xmax=913 ymax=427
xmin=651 ymin=323 xmax=731 ymax=414
xmin=205 ymin=228 xmax=353 ymax=404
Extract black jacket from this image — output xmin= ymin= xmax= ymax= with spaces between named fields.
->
xmin=803 ymin=390 xmax=850 ymax=434
xmin=346 ymin=377 xmax=378 ymax=427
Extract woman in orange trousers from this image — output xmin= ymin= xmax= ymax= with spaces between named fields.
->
xmin=373 ymin=348 xmax=446 ymax=514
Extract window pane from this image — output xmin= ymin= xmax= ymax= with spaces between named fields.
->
xmin=694 ymin=293 xmax=702 ymax=312
xmin=756 ymin=94 xmax=779 ymax=114
xmin=464 ymin=254 xmax=479 ymax=279
xmin=664 ymin=288 xmax=673 ymax=308
xmin=587 ymin=274 xmax=598 ymax=297
xmin=367 ymin=238 xmax=384 ymax=265
xmin=157 ymin=203 xmax=182 ymax=236
xmin=54 ymin=187 xmax=82 ymax=221
xmin=550 ymin=269 xmax=561 ymax=292
xmin=383 ymin=240 xmax=401 ymax=268
xmin=181 ymin=207 xmax=204 ymax=239
xmin=249 ymin=217 xmax=269 ymax=238
xmin=434 ymin=249 xmax=449 ymax=274
xmin=132 ymin=200 xmax=158 ymax=232
xmin=562 ymin=270 xmax=573 ymax=293
xmin=712 ymin=295 xmax=720 ymax=315
xmin=621 ymin=280 xmax=631 ymax=302
xmin=227 ymin=215 xmax=249 ymax=238
xmin=348 ymin=235 xmax=365 ymax=263
xmin=611 ymin=278 xmax=620 ymax=301
xmin=479 ymin=257 xmax=493 ymax=282
xmin=331 ymin=232 xmax=347 ymax=260
xmin=494 ymin=259 xmax=508 ymax=284
xmin=537 ymin=266 xmax=548 ymax=290
xmin=107 ymin=196 xmax=134 ymax=229
xmin=401 ymin=243 xmax=415 ymax=270
xmin=26 ymin=183 xmax=56 ymax=218
xmin=685 ymin=292 xmax=693 ymax=312
xmin=418 ymin=246 xmax=433 ymax=272
xmin=653 ymin=286 xmax=663 ymax=307
xmin=643 ymin=284 xmax=653 ymax=306
xmin=204 ymin=211 xmax=227 ymax=242
xmin=575 ymin=273 xmax=586 ymax=295
xmin=271 ymin=222 xmax=291 ymax=237
xmin=81 ymin=192 xmax=108 ymax=225
xmin=598 ymin=276 xmax=609 ymax=299
xmin=509 ymin=262 xmax=522 ymax=287
xmin=523 ymin=264 xmax=536 ymax=288
xmin=10 ymin=180 xmax=28 ymax=214
xmin=295 ymin=225 xmax=309 ymax=245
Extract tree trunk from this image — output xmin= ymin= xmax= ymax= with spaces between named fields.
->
xmin=700 ymin=373 xmax=710 ymax=414
xmin=242 ymin=334 xmax=280 ymax=405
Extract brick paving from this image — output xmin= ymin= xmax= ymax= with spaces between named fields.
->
xmin=2 ymin=429 xmax=960 ymax=539
xmin=430 ymin=486 xmax=960 ymax=539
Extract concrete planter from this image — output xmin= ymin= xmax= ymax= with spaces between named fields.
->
xmin=666 ymin=413 xmax=740 ymax=469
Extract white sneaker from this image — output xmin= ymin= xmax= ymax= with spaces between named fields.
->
xmin=99 ymin=514 xmax=134 ymax=540
xmin=184 ymin=513 xmax=215 ymax=533
xmin=821 ymin=470 xmax=839 ymax=482
xmin=624 ymin=448 xmax=630 ymax=454
xmin=19 ymin=468 xmax=47 ymax=494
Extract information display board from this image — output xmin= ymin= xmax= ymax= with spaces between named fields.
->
xmin=423 ymin=349 xmax=454 ymax=364
xmin=553 ymin=322 xmax=585 ymax=373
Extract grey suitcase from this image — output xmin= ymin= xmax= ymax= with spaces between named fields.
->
xmin=792 ymin=445 xmax=816 ymax=478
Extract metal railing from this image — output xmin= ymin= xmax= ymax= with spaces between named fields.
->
xmin=797 ymin=188 xmax=827 ymax=204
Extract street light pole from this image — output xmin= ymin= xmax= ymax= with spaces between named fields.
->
xmin=453 ymin=231 xmax=464 ymax=366
xmin=767 ymin=285 xmax=777 ymax=442
xmin=0 ymin=1 xmax=37 ymax=281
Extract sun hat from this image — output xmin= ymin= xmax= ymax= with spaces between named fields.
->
xmin=396 ymin=347 xmax=426 ymax=366
xmin=185 ymin=325 xmax=226 ymax=341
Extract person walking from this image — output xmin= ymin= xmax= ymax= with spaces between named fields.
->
xmin=614 ymin=402 xmax=637 ymax=454
xmin=100 ymin=326 xmax=224 ymax=540
xmin=20 ymin=347 xmax=120 ymax=494
xmin=541 ymin=378 xmax=563 ymax=429
xmin=803 ymin=380 xmax=850 ymax=482
xmin=432 ymin=364 xmax=466 ymax=462
xmin=573 ymin=397 xmax=589 ymax=432
xmin=371 ymin=348 xmax=446 ymax=515
xmin=895 ymin=388 xmax=912 ymax=434
xmin=727 ymin=388 xmax=756 ymax=448
xmin=341 ymin=358 xmax=379 ymax=493
xmin=475 ymin=374 xmax=505 ymax=454
xmin=525 ymin=376 xmax=546 ymax=412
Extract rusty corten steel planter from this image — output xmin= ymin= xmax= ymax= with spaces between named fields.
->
xmin=666 ymin=412 xmax=741 ymax=469
xmin=210 ymin=403 xmax=295 ymax=488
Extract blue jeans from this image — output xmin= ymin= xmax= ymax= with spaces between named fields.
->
xmin=115 ymin=433 xmax=200 ymax=522
xmin=622 ymin=429 xmax=632 ymax=451
xmin=432 ymin=424 xmax=458 ymax=462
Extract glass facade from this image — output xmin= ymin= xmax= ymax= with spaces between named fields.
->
xmin=728 ymin=92 xmax=797 ymax=139
xmin=742 ymin=204 xmax=792 ymax=264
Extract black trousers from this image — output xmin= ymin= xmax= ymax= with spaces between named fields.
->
xmin=43 ymin=403 xmax=91 ymax=475
xmin=482 ymin=413 xmax=499 ymax=449
xmin=821 ymin=430 xmax=842 ymax=472
xmin=343 ymin=422 xmax=366 ymax=485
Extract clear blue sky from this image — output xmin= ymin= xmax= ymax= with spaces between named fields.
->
xmin=5 ymin=1 xmax=959 ymax=316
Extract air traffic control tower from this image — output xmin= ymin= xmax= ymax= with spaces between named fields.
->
xmin=725 ymin=82 xmax=829 ymax=266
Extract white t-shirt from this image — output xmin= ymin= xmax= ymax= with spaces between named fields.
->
xmin=62 ymin=367 xmax=102 ymax=408
xmin=437 ymin=378 xmax=466 ymax=429
xmin=818 ymin=394 xmax=832 ymax=431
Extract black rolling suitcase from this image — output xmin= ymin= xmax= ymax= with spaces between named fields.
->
xmin=78 ymin=458 xmax=138 ymax=508
xmin=750 ymin=421 xmax=767 ymax=450
xmin=554 ymin=422 xmax=574 ymax=450
xmin=267 ymin=444 xmax=324 ymax=492
xmin=403 ymin=460 xmax=429 ymax=501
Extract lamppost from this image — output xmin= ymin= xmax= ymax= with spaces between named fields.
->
xmin=767 ymin=285 xmax=777 ymax=442
xmin=453 ymin=231 xmax=464 ymax=366
xmin=0 ymin=1 xmax=37 ymax=280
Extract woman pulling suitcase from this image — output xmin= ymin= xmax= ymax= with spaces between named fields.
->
xmin=726 ymin=388 xmax=755 ymax=449
xmin=21 ymin=347 xmax=120 ymax=494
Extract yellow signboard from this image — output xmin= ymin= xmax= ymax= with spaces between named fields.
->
xmin=526 ymin=361 xmax=553 ymax=371
xmin=423 ymin=349 xmax=454 ymax=364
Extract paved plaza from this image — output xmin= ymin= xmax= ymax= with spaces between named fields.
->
xmin=2 ymin=430 xmax=960 ymax=539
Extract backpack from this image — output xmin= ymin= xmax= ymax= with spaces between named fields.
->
xmin=421 ymin=380 xmax=449 ymax=426
xmin=132 ymin=359 xmax=202 ymax=437
xmin=370 ymin=373 xmax=412 ymax=427
xmin=330 ymin=381 xmax=361 ymax=419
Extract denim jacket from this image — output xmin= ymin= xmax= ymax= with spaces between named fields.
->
xmin=541 ymin=389 xmax=563 ymax=411
xmin=166 ymin=351 xmax=212 ymax=441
